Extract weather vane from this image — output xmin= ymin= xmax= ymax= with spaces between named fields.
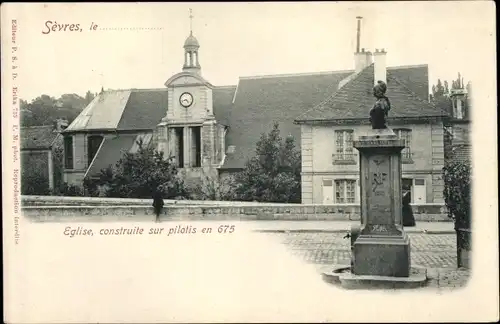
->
xmin=189 ymin=8 xmax=194 ymax=35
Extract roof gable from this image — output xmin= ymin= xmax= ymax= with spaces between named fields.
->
xmin=295 ymin=64 xmax=444 ymax=123
xmin=165 ymin=72 xmax=213 ymax=88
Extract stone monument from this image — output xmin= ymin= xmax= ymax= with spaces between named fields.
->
xmin=352 ymin=127 xmax=410 ymax=277
xmin=322 ymin=81 xmax=427 ymax=288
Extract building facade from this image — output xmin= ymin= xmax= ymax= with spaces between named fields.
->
xmin=21 ymin=119 xmax=67 ymax=193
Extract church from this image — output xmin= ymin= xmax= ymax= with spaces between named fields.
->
xmin=62 ymin=17 xmax=460 ymax=204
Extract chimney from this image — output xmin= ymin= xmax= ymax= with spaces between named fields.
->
xmin=356 ymin=16 xmax=362 ymax=53
xmin=354 ymin=17 xmax=372 ymax=73
xmin=373 ymin=48 xmax=387 ymax=85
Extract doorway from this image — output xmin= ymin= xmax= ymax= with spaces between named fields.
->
xmin=402 ymin=178 xmax=413 ymax=203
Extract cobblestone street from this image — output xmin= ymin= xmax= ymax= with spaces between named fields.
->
xmin=271 ymin=232 xmax=471 ymax=289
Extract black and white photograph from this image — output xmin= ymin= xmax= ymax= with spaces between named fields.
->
xmin=2 ymin=2 xmax=498 ymax=323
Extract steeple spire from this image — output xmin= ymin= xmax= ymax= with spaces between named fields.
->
xmin=183 ymin=8 xmax=201 ymax=74
xmin=189 ymin=8 xmax=194 ymax=35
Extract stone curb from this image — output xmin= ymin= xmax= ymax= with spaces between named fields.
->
xmin=254 ymin=229 xmax=455 ymax=234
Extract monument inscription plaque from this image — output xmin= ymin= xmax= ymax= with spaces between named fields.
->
xmin=369 ymin=155 xmax=391 ymax=224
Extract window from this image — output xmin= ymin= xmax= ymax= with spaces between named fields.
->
xmin=333 ymin=130 xmax=355 ymax=163
xmin=395 ymin=129 xmax=412 ymax=161
xmin=64 ymin=136 xmax=73 ymax=169
xmin=190 ymin=126 xmax=202 ymax=167
xmin=87 ymin=135 xmax=103 ymax=166
xmin=334 ymin=179 xmax=356 ymax=203
xmin=322 ymin=179 xmax=334 ymax=204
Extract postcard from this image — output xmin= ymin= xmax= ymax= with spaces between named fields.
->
xmin=2 ymin=2 xmax=498 ymax=323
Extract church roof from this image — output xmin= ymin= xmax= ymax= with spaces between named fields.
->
xmin=65 ymin=89 xmax=169 ymax=132
xmin=21 ymin=125 xmax=61 ymax=150
xmin=295 ymin=64 xmax=444 ymax=123
xmin=67 ymin=64 xmax=435 ymax=171
xmin=220 ymin=70 xmax=352 ymax=169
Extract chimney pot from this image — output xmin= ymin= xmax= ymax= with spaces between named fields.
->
xmin=361 ymin=48 xmax=365 ymax=52
xmin=374 ymin=48 xmax=387 ymax=85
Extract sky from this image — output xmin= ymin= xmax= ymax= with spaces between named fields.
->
xmin=12 ymin=2 xmax=495 ymax=101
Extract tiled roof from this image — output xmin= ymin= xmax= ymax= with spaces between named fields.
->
xmin=85 ymin=134 xmax=139 ymax=177
xmin=67 ymin=86 xmax=235 ymax=132
xmin=220 ymin=71 xmax=352 ymax=169
xmin=21 ymin=125 xmax=60 ymax=150
xmin=295 ymin=64 xmax=445 ymax=122
xmin=387 ymin=65 xmax=429 ymax=102
xmin=450 ymin=144 xmax=471 ymax=163
xmin=117 ymin=90 xmax=169 ymax=130
xmin=66 ymin=90 xmax=132 ymax=131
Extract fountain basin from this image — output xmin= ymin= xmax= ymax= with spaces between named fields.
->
xmin=322 ymin=264 xmax=428 ymax=289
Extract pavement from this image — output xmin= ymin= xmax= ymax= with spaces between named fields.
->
xmin=255 ymin=221 xmax=470 ymax=290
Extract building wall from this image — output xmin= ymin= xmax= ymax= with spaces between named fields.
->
xmin=301 ymin=121 xmax=445 ymax=204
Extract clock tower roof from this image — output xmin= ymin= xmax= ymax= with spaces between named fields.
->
xmin=184 ymin=33 xmax=200 ymax=48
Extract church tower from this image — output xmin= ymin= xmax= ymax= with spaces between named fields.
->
xmin=156 ymin=8 xmax=220 ymax=184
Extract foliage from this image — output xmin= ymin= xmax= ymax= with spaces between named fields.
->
xmin=21 ymin=172 xmax=51 ymax=195
xmin=232 ymin=123 xmax=301 ymax=203
xmin=55 ymin=182 xmax=85 ymax=197
xmin=429 ymin=73 xmax=471 ymax=118
xmin=190 ymin=170 xmax=237 ymax=201
xmin=20 ymin=91 xmax=97 ymax=127
xmin=443 ymin=160 xmax=472 ymax=229
xmin=88 ymin=140 xmax=189 ymax=199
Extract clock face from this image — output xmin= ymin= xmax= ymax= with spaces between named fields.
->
xmin=179 ymin=92 xmax=193 ymax=108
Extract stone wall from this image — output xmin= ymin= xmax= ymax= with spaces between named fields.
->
xmin=21 ymin=196 xmax=450 ymax=222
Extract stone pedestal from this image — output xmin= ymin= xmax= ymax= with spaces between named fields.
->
xmin=352 ymin=128 xmax=411 ymax=277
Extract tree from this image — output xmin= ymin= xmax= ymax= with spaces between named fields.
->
xmin=20 ymin=91 xmax=95 ymax=126
xmin=190 ymin=169 xmax=237 ymax=201
xmin=232 ymin=123 xmax=301 ymax=203
xmin=84 ymin=90 xmax=96 ymax=105
xmin=87 ymin=139 xmax=189 ymax=199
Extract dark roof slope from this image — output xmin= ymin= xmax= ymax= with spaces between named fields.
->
xmin=451 ymin=144 xmax=471 ymax=163
xmin=213 ymin=86 xmax=237 ymax=126
xmin=295 ymin=64 xmax=445 ymax=122
xmin=117 ymin=89 xmax=169 ymax=130
xmin=21 ymin=125 xmax=60 ymax=149
xmin=220 ymin=71 xmax=352 ymax=169
xmin=387 ymin=65 xmax=429 ymax=102
xmin=85 ymin=134 xmax=138 ymax=177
